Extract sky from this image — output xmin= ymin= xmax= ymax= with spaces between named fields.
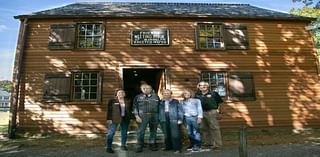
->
xmin=0 ymin=0 xmax=306 ymax=81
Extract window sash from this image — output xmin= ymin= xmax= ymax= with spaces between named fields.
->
xmin=77 ymin=23 xmax=103 ymax=49
xmin=200 ymin=71 xmax=227 ymax=96
xmin=200 ymin=71 xmax=256 ymax=101
xmin=197 ymin=23 xmax=223 ymax=49
xmin=72 ymin=72 xmax=99 ymax=101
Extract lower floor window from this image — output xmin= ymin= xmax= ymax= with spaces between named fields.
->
xmin=200 ymin=71 xmax=256 ymax=101
xmin=43 ymin=71 xmax=102 ymax=102
xmin=201 ymin=72 xmax=226 ymax=96
xmin=73 ymin=72 xmax=98 ymax=100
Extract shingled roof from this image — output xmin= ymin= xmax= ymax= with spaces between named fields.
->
xmin=14 ymin=2 xmax=313 ymax=21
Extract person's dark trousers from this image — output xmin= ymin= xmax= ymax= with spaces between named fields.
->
xmin=184 ymin=116 xmax=201 ymax=149
xmin=107 ymin=119 xmax=129 ymax=148
xmin=160 ymin=113 xmax=182 ymax=151
xmin=136 ymin=113 xmax=159 ymax=149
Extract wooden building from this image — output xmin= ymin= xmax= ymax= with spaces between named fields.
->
xmin=9 ymin=2 xmax=320 ymax=136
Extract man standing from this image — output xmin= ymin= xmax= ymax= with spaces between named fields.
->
xmin=195 ymin=81 xmax=224 ymax=150
xmin=133 ymin=84 xmax=160 ymax=153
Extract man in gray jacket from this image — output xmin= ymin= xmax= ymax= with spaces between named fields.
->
xmin=133 ymin=84 xmax=160 ymax=153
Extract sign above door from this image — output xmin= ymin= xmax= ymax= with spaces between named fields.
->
xmin=131 ymin=29 xmax=170 ymax=46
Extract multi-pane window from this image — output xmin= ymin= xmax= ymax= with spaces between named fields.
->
xmin=43 ymin=71 xmax=101 ymax=102
xmin=198 ymin=24 xmax=223 ymax=49
xmin=73 ymin=72 xmax=98 ymax=100
xmin=201 ymin=72 xmax=226 ymax=96
xmin=200 ymin=71 xmax=256 ymax=101
xmin=77 ymin=23 xmax=103 ymax=49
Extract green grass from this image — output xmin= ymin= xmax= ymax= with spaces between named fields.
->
xmin=0 ymin=111 xmax=9 ymax=134
xmin=0 ymin=111 xmax=9 ymax=125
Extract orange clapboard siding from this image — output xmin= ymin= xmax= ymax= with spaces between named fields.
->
xmin=15 ymin=17 xmax=320 ymax=135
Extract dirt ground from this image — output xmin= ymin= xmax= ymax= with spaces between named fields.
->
xmin=0 ymin=127 xmax=319 ymax=150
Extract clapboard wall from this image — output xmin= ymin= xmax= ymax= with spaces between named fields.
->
xmin=15 ymin=18 xmax=320 ymax=134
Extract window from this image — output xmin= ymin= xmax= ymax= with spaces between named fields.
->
xmin=48 ymin=22 xmax=104 ymax=50
xmin=43 ymin=73 xmax=71 ymax=102
xmin=201 ymin=72 xmax=226 ymax=96
xmin=196 ymin=23 xmax=249 ymax=50
xmin=43 ymin=71 xmax=102 ymax=102
xmin=77 ymin=23 xmax=104 ymax=49
xmin=197 ymin=23 xmax=223 ymax=49
xmin=48 ymin=24 xmax=75 ymax=49
xmin=200 ymin=71 xmax=256 ymax=101
xmin=72 ymin=72 xmax=100 ymax=101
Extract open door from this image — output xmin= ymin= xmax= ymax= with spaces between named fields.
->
xmin=122 ymin=68 xmax=165 ymax=100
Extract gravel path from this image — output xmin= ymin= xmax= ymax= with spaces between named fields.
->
xmin=0 ymin=143 xmax=319 ymax=157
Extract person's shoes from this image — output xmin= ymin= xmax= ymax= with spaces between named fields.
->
xmin=174 ymin=150 xmax=182 ymax=154
xmin=150 ymin=144 xmax=158 ymax=151
xmin=135 ymin=147 xmax=143 ymax=153
xmin=186 ymin=145 xmax=193 ymax=151
xmin=212 ymin=146 xmax=222 ymax=152
xmin=202 ymin=144 xmax=213 ymax=149
xmin=191 ymin=147 xmax=200 ymax=152
xmin=120 ymin=145 xmax=128 ymax=151
xmin=106 ymin=148 xmax=114 ymax=153
xmin=161 ymin=147 xmax=171 ymax=151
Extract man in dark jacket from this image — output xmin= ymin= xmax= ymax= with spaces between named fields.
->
xmin=133 ymin=84 xmax=160 ymax=153
xmin=195 ymin=81 xmax=224 ymax=150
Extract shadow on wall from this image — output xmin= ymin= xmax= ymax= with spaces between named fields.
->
xmin=14 ymin=19 xmax=320 ymax=135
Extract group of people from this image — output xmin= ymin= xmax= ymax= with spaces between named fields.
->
xmin=106 ymin=81 xmax=224 ymax=154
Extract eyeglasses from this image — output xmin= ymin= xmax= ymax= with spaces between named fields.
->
xmin=199 ymin=85 xmax=207 ymax=87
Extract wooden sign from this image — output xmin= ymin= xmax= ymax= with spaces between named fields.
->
xmin=131 ymin=29 xmax=169 ymax=46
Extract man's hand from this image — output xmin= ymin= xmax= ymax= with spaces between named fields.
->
xmin=216 ymin=113 xmax=223 ymax=120
xmin=135 ymin=116 xmax=142 ymax=123
xmin=197 ymin=118 xmax=202 ymax=124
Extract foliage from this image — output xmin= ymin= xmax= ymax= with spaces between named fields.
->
xmin=293 ymin=0 xmax=320 ymax=8
xmin=0 ymin=80 xmax=12 ymax=92
xmin=290 ymin=5 xmax=320 ymax=61
xmin=289 ymin=6 xmax=320 ymax=18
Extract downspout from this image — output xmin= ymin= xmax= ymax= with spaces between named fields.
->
xmin=8 ymin=18 xmax=29 ymax=139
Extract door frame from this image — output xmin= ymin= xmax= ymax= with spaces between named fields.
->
xmin=119 ymin=65 xmax=168 ymax=91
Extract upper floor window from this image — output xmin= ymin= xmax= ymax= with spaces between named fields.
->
xmin=198 ymin=23 xmax=223 ymax=49
xmin=48 ymin=22 xmax=104 ymax=50
xmin=196 ymin=23 xmax=249 ymax=50
xmin=77 ymin=23 xmax=103 ymax=49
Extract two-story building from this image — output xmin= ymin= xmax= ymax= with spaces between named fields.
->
xmin=9 ymin=2 xmax=320 ymax=135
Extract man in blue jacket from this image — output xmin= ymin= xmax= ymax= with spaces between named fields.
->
xmin=159 ymin=89 xmax=183 ymax=153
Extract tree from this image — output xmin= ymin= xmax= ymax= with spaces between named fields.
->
xmin=293 ymin=0 xmax=320 ymax=8
xmin=0 ymin=80 xmax=12 ymax=92
xmin=290 ymin=4 xmax=320 ymax=65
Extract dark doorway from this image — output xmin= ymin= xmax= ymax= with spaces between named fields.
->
xmin=123 ymin=68 xmax=165 ymax=100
